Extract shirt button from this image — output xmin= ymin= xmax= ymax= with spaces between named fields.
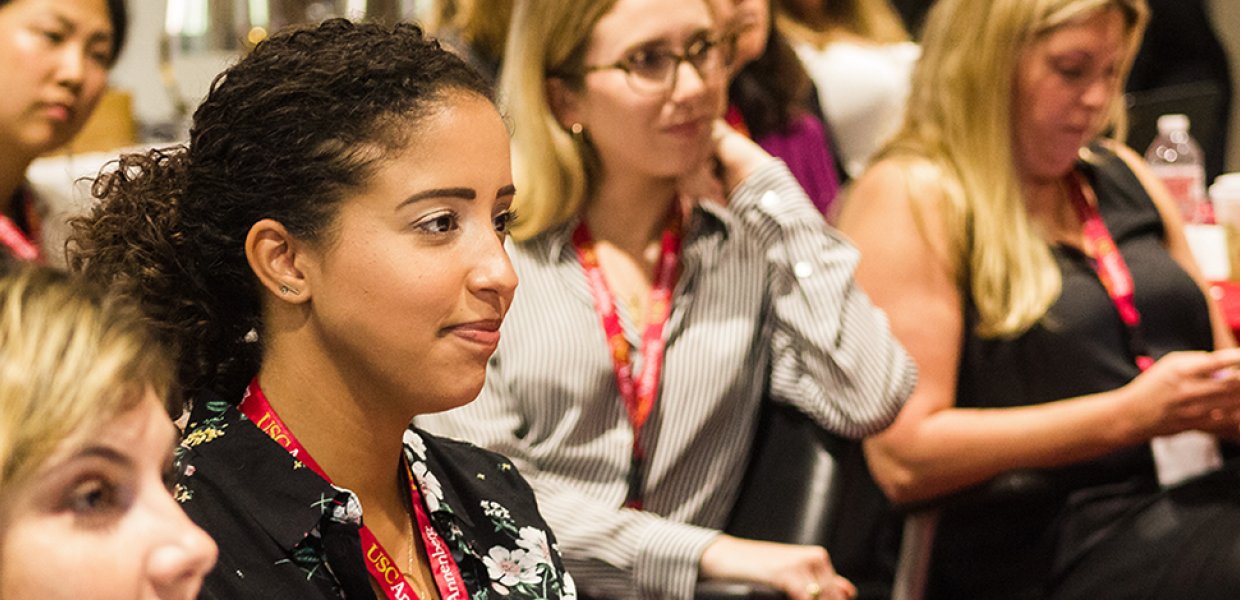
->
xmin=760 ymin=191 xmax=780 ymax=210
xmin=794 ymin=261 xmax=814 ymax=279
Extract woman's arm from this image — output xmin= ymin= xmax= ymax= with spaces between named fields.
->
xmin=839 ymin=158 xmax=1240 ymax=505
xmin=710 ymin=122 xmax=918 ymax=440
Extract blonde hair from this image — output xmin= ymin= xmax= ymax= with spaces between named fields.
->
xmin=0 ymin=266 xmax=174 ymax=493
xmin=499 ymin=0 xmax=617 ymax=239
xmin=429 ymin=0 xmax=513 ymax=65
xmin=882 ymin=0 xmax=1147 ymax=338
xmin=775 ymin=0 xmax=910 ymax=48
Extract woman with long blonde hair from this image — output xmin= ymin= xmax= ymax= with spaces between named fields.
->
xmin=840 ymin=0 xmax=1240 ymax=597
xmin=419 ymin=0 xmax=916 ymax=598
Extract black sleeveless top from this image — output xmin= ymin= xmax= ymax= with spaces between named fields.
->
xmin=926 ymin=146 xmax=1216 ymax=599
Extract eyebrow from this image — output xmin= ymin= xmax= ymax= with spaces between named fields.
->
xmin=398 ymin=185 xmax=517 ymax=209
xmin=70 ymin=445 xmax=133 ymax=468
xmin=50 ymin=12 xmax=114 ymax=46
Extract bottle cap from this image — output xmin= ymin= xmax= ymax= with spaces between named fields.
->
xmin=1157 ymin=113 xmax=1190 ymax=135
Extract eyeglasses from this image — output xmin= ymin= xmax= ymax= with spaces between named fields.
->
xmin=581 ymin=35 xmax=728 ymax=96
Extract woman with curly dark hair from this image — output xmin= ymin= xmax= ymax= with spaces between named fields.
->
xmin=69 ymin=19 xmax=576 ymax=600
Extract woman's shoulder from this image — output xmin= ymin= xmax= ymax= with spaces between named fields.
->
xmin=839 ymin=155 xmax=956 ymax=264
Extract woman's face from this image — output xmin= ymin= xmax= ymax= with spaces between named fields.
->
xmin=0 ymin=0 xmax=113 ymax=160
xmin=300 ymin=93 xmax=518 ymax=414
xmin=1012 ymin=7 xmax=1127 ymax=182
xmin=731 ymin=0 xmax=771 ymax=69
xmin=565 ymin=0 xmax=726 ymax=182
xmin=0 ymin=393 xmax=217 ymax=600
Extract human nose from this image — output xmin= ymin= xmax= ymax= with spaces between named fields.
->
xmin=54 ymin=45 xmax=88 ymax=92
xmin=146 ymin=491 xmax=217 ymax=599
xmin=669 ymin=57 xmax=709 ymax=103
xmin=1080 ymin=75 xmax=1112 ymax=110
xmin=468 ymin=232 xmax=518 ymax=311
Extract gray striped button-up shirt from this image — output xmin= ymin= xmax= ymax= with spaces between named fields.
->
xmin=418 ymin=159 xmax=916 ymax=599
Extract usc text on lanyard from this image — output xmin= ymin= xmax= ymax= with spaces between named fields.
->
xmin=1066 ymin=170 xmax=1154 ymax=371
xmin=239 ymin=379 xmax=465 ymax=600
xmin=0 ymin=190 xmax=42 ymax=262
xmin=572 ymin=212 xmax=682 ymax=510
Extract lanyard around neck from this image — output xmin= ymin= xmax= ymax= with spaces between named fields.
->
xmin=239 ymin=379 xmax=465 ymax=600
xmin=571 ymin=211 xmax=682 ymax=509
xmin=0 ymin=190 xmax=41 ymax=262
xmin=1065 ymin=170 xmax=1154 ymax=371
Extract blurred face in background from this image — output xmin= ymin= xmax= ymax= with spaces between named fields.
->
xmin=0 ymin=392 xmax=217 ymax=600
xmin=1012 ymin=6 xmax=1127 ymax=182
xmin=0 ymin=0 xmax=113 ymax=160
xmin=730 ymin=0 xmax=770 ymax=69
xmin=559 ymin=0 xmax=727 ymax=182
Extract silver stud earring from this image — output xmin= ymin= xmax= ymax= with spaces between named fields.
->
xmin=279 ymin=285 xmax=300 ymax=296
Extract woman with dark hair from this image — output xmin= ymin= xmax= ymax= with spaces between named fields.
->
xmin=0 ymin=0 xmax=126 ymax=264
xmin=71 ymin=19 xmax=575 ymax=600
xmin=724 ymin=0 xmax=843 ymax=216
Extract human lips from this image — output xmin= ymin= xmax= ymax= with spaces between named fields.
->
xmin=38 ymin=100 xmax=75 ymax=123
xmin=663 ymin=117 xmax=710 ymax=137
xmin=443 ymin=319 xmax=502 ymax=350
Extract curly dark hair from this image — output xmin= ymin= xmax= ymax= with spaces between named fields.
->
xmin=69 ymin=19 xmax=493 ymax=401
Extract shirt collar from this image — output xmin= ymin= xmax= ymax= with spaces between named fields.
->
xmin=541 ymin=203 xmax=733 ymax=263
xmin=180 ymin=391 xmax=353 ymax=551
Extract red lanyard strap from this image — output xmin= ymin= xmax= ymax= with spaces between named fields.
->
xmin=571 ymin=211 xmax=682 ymax=510
xmin=0 ymin=190 xmax=41 ymax=262
xmin=240 ymin=379 xmax=465 ymax=600
xmin=1065 ymin=171 xmax=1154 ymax=371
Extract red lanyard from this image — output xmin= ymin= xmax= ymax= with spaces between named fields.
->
xmin=239 ymin=379 xmax=465 ymax=600
xmin=0 ymin=190 xmax=41 ymax=262
xmin=724 ymin=104 xmax=752 ymax=139
xmin=1066 ymin=170 xmax=1154 ymax=371
xmin=571 ymin=212 xmax=682 ymax=510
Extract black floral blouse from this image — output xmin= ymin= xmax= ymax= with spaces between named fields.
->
xmin=175 ymin=390 xmax=577 ymax=600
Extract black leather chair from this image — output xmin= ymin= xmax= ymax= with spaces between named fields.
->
xmin=695 ymin=401 xmax=902 ymax=600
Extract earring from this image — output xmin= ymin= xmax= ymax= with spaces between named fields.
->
xmin=279 ymin=284 xmax=300 ymax=296
xmin=570 ymin=122 xmax=584 ymax=136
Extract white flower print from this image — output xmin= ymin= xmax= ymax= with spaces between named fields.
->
xmin=516 ymin=526 xmax=551 ymax=565
xmin=411 ymin=461 xmax=444 ymax=512
xmin=483 ymin=546 xmax=540 ymax=587
xmin=481 ymin=500 xmax=511 ymax=521
xmin=403 ymin=429 xmax=428 ymax=460
xmin=562 ymin=572 xmax=578 ymax=600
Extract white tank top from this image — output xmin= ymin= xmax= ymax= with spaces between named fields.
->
xmin=793 ymin=40 xmax=920 ymax=177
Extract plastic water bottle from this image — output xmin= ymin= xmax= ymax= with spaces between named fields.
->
xmin=1145 ymin=114 xmax=1211 ymax=224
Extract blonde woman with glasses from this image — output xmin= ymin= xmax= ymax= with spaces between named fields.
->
xmin=418 ymin=0 xmax=916 ymax=598
xmin=840 ymin=0 xmax=1240 ymax=597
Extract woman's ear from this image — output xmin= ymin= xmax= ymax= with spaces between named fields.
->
xmin=546 ymin=77 xmax=584 ymax=131
xmin=245 ymin=219 xmax=312 ymax=304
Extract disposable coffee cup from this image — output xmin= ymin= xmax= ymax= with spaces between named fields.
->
xmin=1207 ymin=174 xmax=1240 ymax=281
xmin=1210 ymin=173 xmax=1240 ymax=229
